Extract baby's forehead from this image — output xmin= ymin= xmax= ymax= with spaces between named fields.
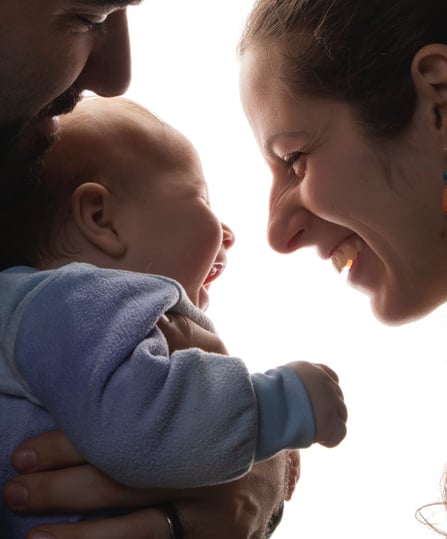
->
xmin=62 ymin=101 xmax=197 ymax=167
xmin=113 ymin=107 xmax=195 ymax=162
xmin=49 ymin=98 xmax=207 ymax=201
xmin=131 ymin=117 xmax=197 ymax=165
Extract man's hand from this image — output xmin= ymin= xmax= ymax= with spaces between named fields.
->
xmin=4 ymin=432 xmax=299 ymax=539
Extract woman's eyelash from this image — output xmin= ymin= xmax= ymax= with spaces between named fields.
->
xmin=283 ymin=151 xmax=303 ymax=167
xmin=282 ymin=151 xmax=303 ymax=174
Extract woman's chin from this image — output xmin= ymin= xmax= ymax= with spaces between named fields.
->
xmin=370 ymin=290 xmax=432 ymax=326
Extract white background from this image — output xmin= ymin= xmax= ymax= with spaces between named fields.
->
xmin=125 ymin=2 xmax=447 ymax=537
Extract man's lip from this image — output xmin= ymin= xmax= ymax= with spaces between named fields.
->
xmin=39 ymin=85 xmax=82 ymax=118
xmin=40 ymin=115 xmax=59 ymax=135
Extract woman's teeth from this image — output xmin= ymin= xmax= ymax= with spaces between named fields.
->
xmin=331 ymin=237 xmax=365 ymax=273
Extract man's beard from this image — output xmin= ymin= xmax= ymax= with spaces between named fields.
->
xmin=0 ymin=86 xmax=82 ymax=205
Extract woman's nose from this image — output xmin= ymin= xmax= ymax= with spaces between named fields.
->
xmin=77 ymin=9 xmax=132 ymax=97
xmin=268 ymin=189 xmax=310 ymax=254
xmin=221 ymin=222 xmax=235 ymax=250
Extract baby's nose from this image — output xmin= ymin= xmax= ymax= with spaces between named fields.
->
xmin=221 ymin=222 xmax=235 ymax=250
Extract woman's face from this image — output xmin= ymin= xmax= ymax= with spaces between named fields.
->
xmin=240 ymin=46 xmax=447 ymax=324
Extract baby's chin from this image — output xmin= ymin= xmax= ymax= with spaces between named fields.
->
xmin=184 ymin=285 xmax=209 ymax=311
xmin=198 ymin=285 xmax=209 ymax=311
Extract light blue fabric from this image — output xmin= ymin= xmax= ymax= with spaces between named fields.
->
xmin=252 ymin=367 xmax=315 ymax=460
xmin=0 ymin=262 xmax=315 ymax=536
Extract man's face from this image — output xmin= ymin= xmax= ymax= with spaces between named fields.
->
xmin=0 ymin=0 xmax=138 ymax=199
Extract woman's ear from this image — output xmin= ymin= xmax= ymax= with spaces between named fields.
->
xmin=70 ymin=182 xmax=127 ymax=258
xmin=411 ymin=44 xmax=447 ymax=131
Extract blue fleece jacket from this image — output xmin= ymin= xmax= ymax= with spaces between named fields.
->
xmin=0 ymin=263 xmax=314 ymax=536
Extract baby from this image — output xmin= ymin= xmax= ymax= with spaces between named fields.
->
xmin=0 ymin=97 xmax=347 ymax=535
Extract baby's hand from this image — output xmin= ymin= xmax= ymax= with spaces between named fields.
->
xmin=288 ymin=361 xmax=348 ymax=448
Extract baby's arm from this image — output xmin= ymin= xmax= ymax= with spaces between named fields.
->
xmin=159 ymin=312 xmax=347 ymax=455
xmin=12 ymin=265 xmax=258 ymax=488
xmin=289 ymin=362 xmax=347 ymax=447
xmin=13 ymin=265 xmax=346 ymax=491
xmin=251 ymin=362 xmax=347 ymax=462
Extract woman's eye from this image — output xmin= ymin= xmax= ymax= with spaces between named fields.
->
xmin=283 ymin=151 xmax=304 ymax=176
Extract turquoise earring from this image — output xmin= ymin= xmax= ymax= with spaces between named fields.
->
xmin=443 ymin=147 xmax=447 ymax=215
xmin=443 ymin=171 xmax=447 ymax=215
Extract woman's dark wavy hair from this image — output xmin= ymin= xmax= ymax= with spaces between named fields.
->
xmin=238 ymin=0 xmax=447 ymax=139
xmin=265 ymin=502 xmax=284 ymax=537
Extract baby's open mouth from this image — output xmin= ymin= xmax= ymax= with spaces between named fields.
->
xmin=203 ymin=263 xmax=224 ymax=287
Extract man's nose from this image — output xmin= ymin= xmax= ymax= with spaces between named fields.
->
xmin=77 ymin=9 xmax=132 ymax=97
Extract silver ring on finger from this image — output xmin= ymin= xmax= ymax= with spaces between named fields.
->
xmin=156 ymin=503 xmax=185 ymax=539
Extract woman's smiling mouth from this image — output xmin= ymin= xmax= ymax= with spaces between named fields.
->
xmin=331 ymin=236 xmax=365 ymax=273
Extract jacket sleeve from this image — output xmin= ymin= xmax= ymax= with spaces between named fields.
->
xmin=251 ymin=366 xmax=315 ymax=459
xmin=13 ymin=264 xmax=259 ymax=488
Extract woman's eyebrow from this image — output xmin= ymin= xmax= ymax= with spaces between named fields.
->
xmin=76 ymin=0 xmax=143 ymax=8
xmin=264 ymin=131 xmax=307 ymax=155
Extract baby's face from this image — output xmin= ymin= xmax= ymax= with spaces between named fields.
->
xmin=117 ymin=128 xmax=234 ymax=310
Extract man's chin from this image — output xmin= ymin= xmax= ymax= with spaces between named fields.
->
xmin=15 ymin=115 xmax=58 ymax=153
xmin=0 ymin=87 xmax=81 ymax=203
xmin=40 ymin=85 xmax=82 ymax=118
xmin=0 ymin=116 xmax=56 ymax=204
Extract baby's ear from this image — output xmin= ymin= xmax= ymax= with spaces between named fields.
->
xmin=70 ymin=182 xmax=127 ymax=258
xmin=412 ymin=44 xmax=447 ymax=131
